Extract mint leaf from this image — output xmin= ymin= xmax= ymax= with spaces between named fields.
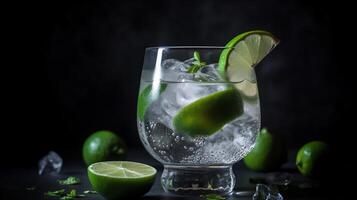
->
xmin=194 ymin=51 xmax=201 ymax=62
xmin=59 ymin=189 xmax=85 ymax=200
xmin=187 ymin=65 xmax=200 ymax=73
xmin=200 ymin=194 xmax=226 ymax=200
xmin=60 ymin=196 xmax=74 ymax=200
xmin=186 ymin=51 xmax=206 ymax=74
xmin=58 ymin=176 xmax=81 ymax=185
xmin=83 ymin=190 xmax=97 ymax=194
xmin=67 ymin=189 xmax=77 ymax=197
xmin=45 ymin=189 xmax=65 ymax=197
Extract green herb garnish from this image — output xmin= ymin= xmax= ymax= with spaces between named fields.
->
xmin=200 ymin=193 xmax=226 ymax=200
xmin=83 ymin=190 xmax=97 ymax=194
xmin=57 ymin=176 xmax=81 ymax=185
xmin=60 ymin=189 xmax=85 ymax=199
xmin=45 ymin=189 xmax=86 ymax=199
xmin=186 ymin=51 xmax=206 ymax=73
xmin=44 ymin=189 xmax=65 ymax=197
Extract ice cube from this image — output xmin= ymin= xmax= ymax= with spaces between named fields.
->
xmin=161 ymin=59 xmax=193 ymax=82
xmin=253 ymin=184 xmax=283 ymax=200
xmin=194 ymin=64 xmax=223 ymax=81
xmin=162 ymin=59 xmax=190 ymax=72
xmin=38 ymin=151 xmax=63 ymax=175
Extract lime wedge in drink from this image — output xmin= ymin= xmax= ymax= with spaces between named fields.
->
xmin=88 ymin=161 xmax=156 ymax=199
xmin=173 ymin=88 xmax=243 ymax=137
xmin=218 ymin=30 xmax=279 ymax=82
xmin=137 ymin=83 xmax=167 ymax=120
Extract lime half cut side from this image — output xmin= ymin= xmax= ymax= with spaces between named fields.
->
xmin=88 ymin=161 xmax=156 ymax=199
xmin=219 ymin=30 xmax=279 ymax=82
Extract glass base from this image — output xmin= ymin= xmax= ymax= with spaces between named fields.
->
xmin=161 ymin=165 xmax=235 ymax=195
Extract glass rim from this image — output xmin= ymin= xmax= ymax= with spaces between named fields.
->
xmin=145 ymin=46 xmax=233 ymax=50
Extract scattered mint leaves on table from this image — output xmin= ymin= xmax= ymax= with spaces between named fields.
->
xmin=57 ymin=176 xmax=81 ymax=185
xmin=44 ymin=189 xmax=65 ymax=197
xmin=83 ymin=190 xmax=97 ymax=194
xmin=200 ymin=193 xmax=226 ymax=200
xmin=45 ymin=189 xmax=87 ymax=199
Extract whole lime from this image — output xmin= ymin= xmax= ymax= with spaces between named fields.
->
xmin=83 ymin=130 xmax=127 ymax=166
xmin=244 ymin=128 xmax=287 ymax=172
xmin=296 ymin=141 xmax=328 ymax=178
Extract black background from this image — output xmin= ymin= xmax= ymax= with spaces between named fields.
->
xmin=3 ymin=0 xmax=351 ymax=169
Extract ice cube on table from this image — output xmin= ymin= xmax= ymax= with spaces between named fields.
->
xmin=253 ymin=184 xmax=284 ymax=200
xmin=38 ymin=151 xmax=63 ymax=175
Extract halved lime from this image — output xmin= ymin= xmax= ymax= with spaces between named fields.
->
xmin=137 ymin=83 xmax=167 ymax=120
xmin=218 ymin=30 xmax=279 ymax=82
xmin=88 ymin=161 xmax=156 ymax=199
xmin=173 ymin=88 xmax=243 ymax=137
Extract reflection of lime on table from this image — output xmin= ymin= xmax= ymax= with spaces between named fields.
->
xmin=88 ymin=161 xmax=156 ymax=199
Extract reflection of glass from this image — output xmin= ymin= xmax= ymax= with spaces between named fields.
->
xmin=137 ymin=47 xmax=261 ymax=195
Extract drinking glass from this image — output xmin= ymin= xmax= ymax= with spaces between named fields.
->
xmin=137 ymin=47 xmax=261 ymax=195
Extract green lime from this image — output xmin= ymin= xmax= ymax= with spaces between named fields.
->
xmin=244 ymin=128 xmax=287 ymax=172
xmin=82 ymin=130 xmax=127 ymax=166
xmin=218 ymin=30 xmax=279 ymax=82
xmin=137 ymin=83 xmax=167 ymax=120
xmin=296 ymin=141 xmax=328 ymax=178
xmin=88 ymin=161 xmax=156 ymax=199
xmin=173 ymin=88 xmax=243 ymax=137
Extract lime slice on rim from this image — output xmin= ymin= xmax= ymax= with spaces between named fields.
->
xmin=173 ymin=88 xmax=243 ymax=137
xmin=88 ymin=161 xmax=156 ymax=199
xmin=218 ymin=30 xmax=279 ymax=82
xmin=236 ymin=80 xmax=258 ymax=100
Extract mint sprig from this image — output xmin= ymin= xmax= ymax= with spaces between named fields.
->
xmin=45 ymin=189 xmax=87 ymax=200
xmin=200 ymin=193 xmax=226 ymax=200
xmin=186 ymin=51 xmax=206 ymax=73
xmin=44 ymin=189 xmax=65 ymax=197
xmin=83 ymin=190 xmax=97 ymax=194
xmin=57 ymin=176 xmax=81 ymax=185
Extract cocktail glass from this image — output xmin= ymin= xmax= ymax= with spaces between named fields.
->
xmin=137 ymin=46 xmax=268 ymax=195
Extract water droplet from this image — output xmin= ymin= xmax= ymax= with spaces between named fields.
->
xmin=189 ymin=147 xmax=194 ymax=151
xmin=183 ymin=146 xmax=187 ymax=149
xmin=181 ymin=137 xmax=185 ymax=141
xmin=175 ymin=136 xmax=180 ymax=142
